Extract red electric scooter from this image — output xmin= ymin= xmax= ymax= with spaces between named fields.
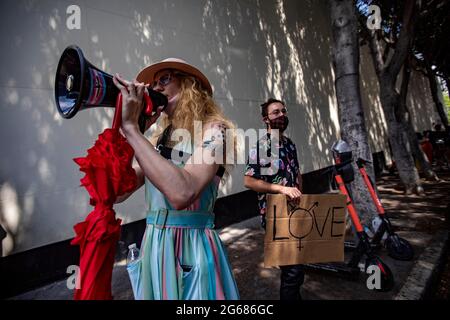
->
xmin=355 ymin=158 xmax=414 ymax=261
xmin=304 ymin=141 xmax=394 ymax=291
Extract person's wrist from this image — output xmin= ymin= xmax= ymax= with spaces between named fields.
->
xmin=275 ymin=184 xmax=284 ymax=194
xmin=122 ymin=122 xmax=140 ymax=136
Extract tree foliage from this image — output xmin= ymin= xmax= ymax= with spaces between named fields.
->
xmin=357 ymin=0 xmax=450 ymax=81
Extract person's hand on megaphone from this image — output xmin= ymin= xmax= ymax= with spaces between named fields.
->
xmin=113 ymin=74 xmax=164 ymax=135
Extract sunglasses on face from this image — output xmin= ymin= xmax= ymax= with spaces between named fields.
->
xmin=151 ymin=71 xmax=188 ymax=89
xmin=151 ymin=73 xmax=173 ymax=89
xmin=268 ymin=108 xmax=288 ymax=117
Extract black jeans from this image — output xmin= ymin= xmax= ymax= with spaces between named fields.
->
xmin=279 ymin=265 xmax=304 ymax=300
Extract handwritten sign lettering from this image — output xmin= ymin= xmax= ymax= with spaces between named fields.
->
xmin=264 ymin=194 xmax=347 ymax=267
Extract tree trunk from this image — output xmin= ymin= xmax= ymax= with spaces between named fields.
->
xmin=330 ymin=0 xmax=377 ymax=225
xmin=379 ymin=75 xmax=422 ymax=193
xmin=425 ymin=62 xmax=449 ymax=130
xmin=405 ymin=115 xmax=438 ymax=181
xmin=399 ymin=61 xmax=438 ymax=181
xmin=367 ymin=0 xmax=424 ymax=194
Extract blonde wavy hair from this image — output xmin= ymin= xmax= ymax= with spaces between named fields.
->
xmin=150 ymin=72 xmax=237 ymax=179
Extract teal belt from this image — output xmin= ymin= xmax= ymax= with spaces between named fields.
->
xmin=146 ymin=209 xmax=215 ymax=229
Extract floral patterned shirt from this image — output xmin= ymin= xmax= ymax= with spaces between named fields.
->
xmin=245 ymin=133 xmax=301 ymax=224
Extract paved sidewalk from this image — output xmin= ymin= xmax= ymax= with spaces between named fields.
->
xmin=10 ymin=171 xmax=450 ymax=300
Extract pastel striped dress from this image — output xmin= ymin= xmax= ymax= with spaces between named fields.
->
xmin=127 ymin=141 xmax=240 ymax=300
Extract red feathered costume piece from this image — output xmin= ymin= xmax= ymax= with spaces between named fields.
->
xmin=71 ymin=97 xmax=137 ymax=300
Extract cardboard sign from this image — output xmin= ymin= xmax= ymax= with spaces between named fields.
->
xmin=264 ymin=194 xmax=347 ymax=267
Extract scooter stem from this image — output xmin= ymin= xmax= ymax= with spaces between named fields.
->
xmin=334 ymin=173 xmax=364 ymax=233
xmin=358 ymin=164 xmax=385 ymax=215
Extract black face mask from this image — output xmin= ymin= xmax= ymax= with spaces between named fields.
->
xmin=269 ymin=115 xmax=289 ymax=132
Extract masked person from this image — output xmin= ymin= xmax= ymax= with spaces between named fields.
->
xmin=244 ymin=98 xmax=304 ymax=300
xmin=112 ymin=58 xmax=239 ymax=300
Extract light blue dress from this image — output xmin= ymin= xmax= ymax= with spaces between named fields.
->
xmin=127 ymin=142 xmax=240 ymax=300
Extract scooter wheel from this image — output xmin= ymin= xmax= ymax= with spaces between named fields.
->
xmin=385 ymin=235 xmax=414 ymax=261
xmin=365 ymin=256 xmax=394 ymax=292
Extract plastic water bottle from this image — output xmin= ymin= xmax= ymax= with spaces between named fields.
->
xmin=372 ymin=217 xmax=387 ymax=240
xmin=364 ymin=225 xmax=374 ymax=239
xmin=127 ymin=243 xmax=140 ymax=265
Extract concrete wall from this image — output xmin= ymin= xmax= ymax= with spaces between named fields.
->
xmin=0 ymin=0 xmax=440 ymax=255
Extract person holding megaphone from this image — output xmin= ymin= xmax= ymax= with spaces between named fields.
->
xmin=112 ymin=58 xmax=239 ymax=300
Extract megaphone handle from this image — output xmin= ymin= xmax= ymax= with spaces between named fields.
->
xmin=143 ymin=92 xmax=153 ymax=115
xmin=112 ymin=92 xmax=152 ymax=132
xmin=112 ymin=93 xmax=122 ymax=130
xmin=138 ymin=92 xmax=153 ymax=133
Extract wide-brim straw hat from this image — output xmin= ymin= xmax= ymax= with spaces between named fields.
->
xmin=136 ymin=58 xmax=213 ymax=96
